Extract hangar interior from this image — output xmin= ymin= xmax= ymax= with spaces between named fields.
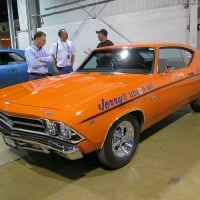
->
xmin=0 ymin=1 xmax=200 ymax=200
xmin=15 ymin=0 xmax=200 ymax=67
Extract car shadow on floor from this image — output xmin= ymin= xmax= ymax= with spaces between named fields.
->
xmin=22 ymin=150 xmax=101 ymax=179
xmin=21 ymin=106 xmax=192 ymax=179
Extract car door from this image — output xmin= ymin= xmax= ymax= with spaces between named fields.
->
xmin=0 ymin=52 xmax=18 ymax=88
xmin=154 ymin=46 xmax=195 ymax=121
xmin=0 ymin=65 xmax=19 ymax=88
xmin=9 ymin=52 xmax=29 ymax=83
xmin=0 ymin=51 xmax=29 ymax=88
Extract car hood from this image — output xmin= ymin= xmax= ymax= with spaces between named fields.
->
xmin=0 ymin=72 xmax=144 ymax=110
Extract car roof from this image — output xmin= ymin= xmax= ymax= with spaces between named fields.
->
xmin=0 ymin=48 xmax=25 ymax=57
xmin=95 ymin=42 xmax=196 ymax=51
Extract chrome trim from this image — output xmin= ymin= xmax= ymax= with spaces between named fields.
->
xmin=0 ymin=111 xmax=84 ymax=144
xmin=0 ymin=110 xmax=85 ymax=160
xmin=0 ymin=112 xmax=46 ymax=135
xmin=1 ymin=134 xmax=83 ymax=160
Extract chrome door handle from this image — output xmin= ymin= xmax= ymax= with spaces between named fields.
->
xmin=150 ymin=96 xmax=156 ymax=101
xmin=188 ymin=72 xmax=194 ymax=76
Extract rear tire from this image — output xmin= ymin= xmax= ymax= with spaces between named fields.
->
xmin=190 ymin=95 xmax=200 ymax=112
xmin=97 ymin=115 xmax=140 ymax=169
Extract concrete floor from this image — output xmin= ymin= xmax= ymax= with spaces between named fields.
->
xmin=0 ymin=106 xmax=200 ymax=200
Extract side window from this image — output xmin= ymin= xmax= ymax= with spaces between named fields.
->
xmin=9 ymin=52 xmax=25 ymax=62
xmin=158 ymin=47 xmax=193 ymax=72
xmin=0 ymin=53 xmax=10 ymax=65
xmin=0 ymin=52 xmax=25 ymax=65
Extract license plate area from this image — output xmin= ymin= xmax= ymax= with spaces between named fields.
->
xmin=3 ymin=137 xmax=18 ymax=148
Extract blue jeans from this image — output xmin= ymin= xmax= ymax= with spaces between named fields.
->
xmin=58 ymin=66 xmax=73 ymax=74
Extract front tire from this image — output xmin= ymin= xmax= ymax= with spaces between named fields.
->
xmin=97 ymin=115 xmax=140 ymax=169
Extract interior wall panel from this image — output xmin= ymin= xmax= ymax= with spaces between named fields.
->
xmin=17 ymin=0 xmax=189 ymax=67
xmin=39 ymin=0 xmax=184 ymax=26
xmin=38 ymin=5 xmax=187 ymax=69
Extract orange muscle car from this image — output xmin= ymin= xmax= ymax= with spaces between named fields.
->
xmin=0 ymin=43 xmax=200 ymax=169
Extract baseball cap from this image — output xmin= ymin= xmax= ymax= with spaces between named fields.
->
xmin=96 ymin=29 xmax=108 ymax=36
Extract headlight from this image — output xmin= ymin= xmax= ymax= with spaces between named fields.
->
xmin=58 ymin=122 xmax=72 ymax=139
xmin=43 ymin=119 xmax=84 ymax=143
xmin=44 ymin=119 xmax=57 ymax=136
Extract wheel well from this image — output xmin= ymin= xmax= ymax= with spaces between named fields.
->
xmin=100 ymin=110 xmax=144 ymax=149
xmin=129 ymin=110 xmax=144 ymax=132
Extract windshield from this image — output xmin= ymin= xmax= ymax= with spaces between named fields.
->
xmin=77 ymin=47 xmax=155 ymax=74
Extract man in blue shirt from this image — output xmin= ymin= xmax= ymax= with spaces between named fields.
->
xmin=25 ymin=31 xmax=53 ymax=80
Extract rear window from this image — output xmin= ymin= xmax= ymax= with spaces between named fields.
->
xmin=158 ymin=47 xmax=193 ymax=72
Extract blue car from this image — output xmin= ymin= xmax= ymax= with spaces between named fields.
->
xmin=0 ymin=49 xmax=29 ymax=88
xmin=0 ymin=49 xmax=54 ymax=88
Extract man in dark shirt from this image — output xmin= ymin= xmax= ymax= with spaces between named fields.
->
xmin=95 ymin=29 xmax=114 ymax=68
xmin=96 ymin=29 xmax=114 ymax=48
xmin=84 ymin=28 xmax=114 ymax=54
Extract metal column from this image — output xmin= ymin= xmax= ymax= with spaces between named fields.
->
xmin=189 ymin=0 xmax=198 ymax=47
xmin=7 ymin=0 xmax=16 ymax=49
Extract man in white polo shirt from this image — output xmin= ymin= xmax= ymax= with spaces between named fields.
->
xmin=50 ymin=29 xmax=76 ymax=74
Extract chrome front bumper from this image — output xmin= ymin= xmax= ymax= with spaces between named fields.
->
xmin=0 ymin=131 xmax=83 ymax=160
xmin=0 ymin=111 xmax=84 ymax=160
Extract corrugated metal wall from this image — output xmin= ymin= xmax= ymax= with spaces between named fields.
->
xmin=39 ymin=0 xmax=184 ymax=26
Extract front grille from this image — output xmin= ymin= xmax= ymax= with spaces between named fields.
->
xmin=0 ymin=111 xmax=84 ymax=144
xmin=0 ymin=111 xmax=84 ymax=159
xmin=0 ymin=111 xmax=45 ymax=134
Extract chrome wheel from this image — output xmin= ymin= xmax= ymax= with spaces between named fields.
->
xmin=97 ymin=115 xmax=140 ymax=169
xmin=112 ymin=121 xmax=135 ymax=158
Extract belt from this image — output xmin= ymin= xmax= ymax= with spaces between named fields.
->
xmin=57 ymin=66 xmax=71 ymax=68
xmin=29 ymin=72 xmax=47 ymax=76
